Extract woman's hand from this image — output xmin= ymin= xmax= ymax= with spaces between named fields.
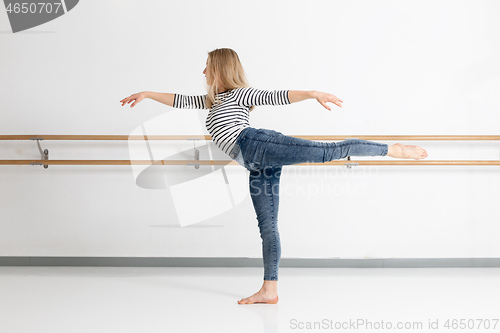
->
xmin=120 ymin=92 xmax=148 ymax=108
xmin=315 ymin=91 xmax=343 ymax=111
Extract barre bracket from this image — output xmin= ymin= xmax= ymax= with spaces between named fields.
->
xmin=345 ymin=156 xmax=359 ymax=169
xmin=29 ymin=138 xmax=49 ymax=169
xmin=187 ymin=138 xmax=200 ymax=169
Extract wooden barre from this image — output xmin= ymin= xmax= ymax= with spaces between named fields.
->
xmin=1 ymin=160 xmax=500 ymax=166
xmin=1 ymin=134 xmax=498 ymax=167
xmin=1 ymin=135 xmax=500 ymax=141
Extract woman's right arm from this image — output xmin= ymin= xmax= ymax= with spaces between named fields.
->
xmin=120 ymin=91 xmax=174 ymax=108
xmin=121 ymin=91 xmax=208 ymax=109
xmin=146 ymin=92 xmax=175 ymax=107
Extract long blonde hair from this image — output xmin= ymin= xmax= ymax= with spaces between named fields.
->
xmin=205 ymin=48 xmax=254 ymax=111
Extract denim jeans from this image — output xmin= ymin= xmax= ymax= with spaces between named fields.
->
xmin=229 ymin=127 xmax=389 ymax=281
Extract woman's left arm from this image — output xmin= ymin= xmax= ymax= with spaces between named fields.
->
xmin=288 ymin=90 xmax=343 ymax=111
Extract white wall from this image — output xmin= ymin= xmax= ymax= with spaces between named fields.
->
xmin=1 ymin=0 xmax=499 ymax=259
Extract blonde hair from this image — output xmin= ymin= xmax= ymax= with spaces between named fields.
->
xmin=205 ymin=48 xmax=254 ymax=111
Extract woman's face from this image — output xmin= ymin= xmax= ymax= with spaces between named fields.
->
xmin=203 ymin=58 xmax=210 ymax=84
xmin=204 ymin=57 xmax=223 ymax=88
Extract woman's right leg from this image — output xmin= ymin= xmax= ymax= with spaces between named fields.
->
xmin=238 ymin=128 xmax=386 ymax=169
xmin=237 ymin=128 xmax=426 ymax=169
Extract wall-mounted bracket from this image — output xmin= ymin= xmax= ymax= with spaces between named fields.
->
xmin=29 ymin=137 xmax=49 ymax=169
xmin=345 ymin=156 xmax=359 ymax=169
xmin=186 ymin=138 xmax=200 ymax=169
xmin=344 ymin=139 xmax=359 ymax=169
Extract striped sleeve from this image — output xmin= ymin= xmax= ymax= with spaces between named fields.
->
xmin=236 ymin=87 xmax=290 ymax=107
xmin=173 ymin=94 xmax=208 ymax=109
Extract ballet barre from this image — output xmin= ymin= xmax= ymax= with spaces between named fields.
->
xmin=0 ymin=135 xmax=499 ymax=169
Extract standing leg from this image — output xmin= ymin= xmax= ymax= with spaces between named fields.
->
xmin=238 ymin=165 xmax=282 ymax=304
xmin=250 ymin=165 xmax=282 ymax=282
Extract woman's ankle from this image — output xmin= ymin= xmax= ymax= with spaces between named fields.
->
xmin=261 ymin=280 xmax=278 ymax=293
xmin=387 ymin=144 xmax=401 ymax=158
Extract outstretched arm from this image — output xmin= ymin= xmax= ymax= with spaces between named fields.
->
xmin=146 ymin=92 xmax=175 ymax=107
xmin=288 ymin=90 xmax=343 ymax=111
xmin=120 ymin=91 xmax=207 ymax=109
xmin=120 ymin=91 xmax=174 ymax=108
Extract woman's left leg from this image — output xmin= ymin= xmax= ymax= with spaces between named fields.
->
xmin=250 ymin=165 xmax=282 ymax=282
xmin=238 ymin=164 xmax=282 ymax=304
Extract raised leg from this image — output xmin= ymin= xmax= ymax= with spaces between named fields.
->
xmin=243 ymin=130 xmax=390 ymax=168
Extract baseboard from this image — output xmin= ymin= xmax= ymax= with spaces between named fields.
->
xmin=1 ymin=257 xmax=500 ymax=267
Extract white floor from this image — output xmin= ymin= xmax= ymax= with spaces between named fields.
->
xmin=0 ymin=267 xmax=499 ymax=333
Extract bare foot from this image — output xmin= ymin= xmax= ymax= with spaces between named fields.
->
xmin=237 ymin=290 xmax=278 ymax=304
xmin=238 ymin=280 xmax=278 ymax=304
xmin=387 ymin=143 xmax=428 ymax=160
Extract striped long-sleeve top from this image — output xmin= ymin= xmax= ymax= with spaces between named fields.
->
xmin=173 ymin=87 xmax=291 ymax=157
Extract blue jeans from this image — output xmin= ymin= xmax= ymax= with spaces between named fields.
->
xmin=229 ymin=127 xmax=389 ymax=281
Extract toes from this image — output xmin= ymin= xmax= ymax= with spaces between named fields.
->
xmin=238 ymin=297 xmax=252 ymax=304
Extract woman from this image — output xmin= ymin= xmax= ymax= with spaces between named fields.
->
xmin=120 ymin=48 xmax=428 ymax=305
